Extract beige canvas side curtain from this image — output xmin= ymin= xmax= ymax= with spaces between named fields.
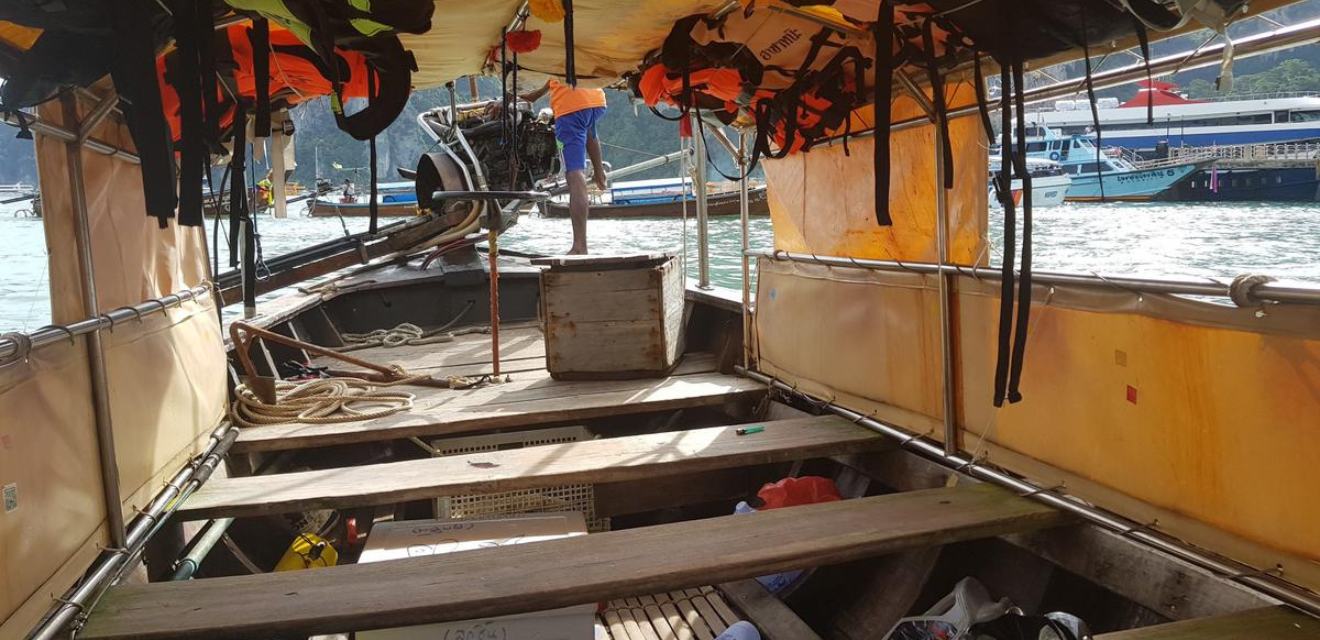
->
xmin=0 ymin=284 xmax=212 ymax=365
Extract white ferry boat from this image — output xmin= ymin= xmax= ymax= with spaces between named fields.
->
xmin=1032 ymin=80 xmax=1320 ymax=153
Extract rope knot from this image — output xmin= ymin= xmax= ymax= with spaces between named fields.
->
xmin=1228 ymin=273 xmax=1275 ymax=308
xmin=0 ymin=332 xmax=33 ymax=368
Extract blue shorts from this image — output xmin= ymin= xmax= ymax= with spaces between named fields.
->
xmin=555 ymin=107 xmax=606 ymax=172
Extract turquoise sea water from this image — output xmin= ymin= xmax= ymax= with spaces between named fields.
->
xmin=1 ymin=200 xmax=1317 ymax=331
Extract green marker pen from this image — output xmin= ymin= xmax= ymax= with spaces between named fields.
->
xmin=736 ymin=426 xmax=765 ymax=436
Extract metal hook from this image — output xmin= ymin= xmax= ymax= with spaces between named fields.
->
xmin=1118 ymin=519 xmax=1161 ymax=537
xmin=114 ymin=305 xmax=145 ymax=324
xmin=37 ymin=324 xmax=78 ymax=345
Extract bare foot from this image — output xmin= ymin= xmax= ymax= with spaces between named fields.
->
xmin=566 ymin=246 xmax=588 ymax=255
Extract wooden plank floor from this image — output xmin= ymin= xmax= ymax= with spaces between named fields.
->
xmin=182 ymin=415 xmax=885 ymax=519
xmin=80 ymin=484 xmax=1066 ymax=640
xmin=235 ymin=325 xmax=764 ymax=453
xmin=1095 ymin=606 xmax=1320 ymax=639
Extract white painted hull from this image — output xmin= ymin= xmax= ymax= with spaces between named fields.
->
xmin=991 ymin=174 xmax=1071 ymax=207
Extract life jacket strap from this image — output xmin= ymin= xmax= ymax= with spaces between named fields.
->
xmin=872 ymin=0 xmax=894 ymax=226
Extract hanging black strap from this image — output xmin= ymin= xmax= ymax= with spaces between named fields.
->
xmin=367 ymin=66 xmax=380 ymax=235
xmin=108 ymin=0 xmax=177 ymax=227
xmin=251 ymin=18 xmax=272 ymax=138
xmin=972 ymin=52 xmax=1000 ymax=202
xmin=174 ymin=0 xmax=205 ymax=227
xmin=563 ymin=0 xmax=577 ymax=86
xmin=228 ymin=98 xmax=248 ymax=268
xmin=511 ymin=41 xmax=521 ymax=188
xmin=921 ymin=16 xmax=952 ymax=190
xmin=871 ymin=0 xmax=894 ymax=226
xmin=1133 ymin=17 xmax=1154 ymax=126
xmin=992 ymin=51 xmax=1015 ymax=409
xmin=1007 ymin=49 xmax=1032 ymax=404
xmin=198 ymin=0 xmax=220 ymax=152
xmin=694 ymin=109 xmax=745 ymax=182
xmin=972 ymin=52 xmax=994 ymax=141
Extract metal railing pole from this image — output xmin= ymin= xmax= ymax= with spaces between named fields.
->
xmin=750 ymin=249 xmax=1320 ymax=306
xmin=738 ymin=129 xmax=752 ymax=371
xmin=60 ymin=91 xmax=127 ymax=550
xmin=934 ymin=126 xmax=958 ymax=457
xmin=691 ymin=113 xmax=711 ymax=289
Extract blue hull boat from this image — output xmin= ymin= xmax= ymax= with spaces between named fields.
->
xmin=996 ymin=125 xmax=1205 ymax=202
xmin=1065 ymin=162 xmax=1206 ymax=201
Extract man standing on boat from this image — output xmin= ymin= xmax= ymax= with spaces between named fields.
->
xmin=522 ymin=79 xmax=608 ymax=255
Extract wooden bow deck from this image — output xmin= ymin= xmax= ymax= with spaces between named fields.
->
xmin=233 ymin=325 xmax=765 ymax=453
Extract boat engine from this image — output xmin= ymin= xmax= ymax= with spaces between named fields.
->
xmin=415 ymin=100 xmax=557 ymax=222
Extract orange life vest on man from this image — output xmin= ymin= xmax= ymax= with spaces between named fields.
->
xmin=548 ymin=79 xmax=606 ymax=117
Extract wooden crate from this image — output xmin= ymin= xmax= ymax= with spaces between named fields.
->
xmin=534 ymin=253 xmax=686 ymax=380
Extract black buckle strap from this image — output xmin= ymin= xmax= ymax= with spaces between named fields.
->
xmin=921 ymin=16 xmax=952 ymax=190
xmin=871 ymin=0 xmax=895 ymax=226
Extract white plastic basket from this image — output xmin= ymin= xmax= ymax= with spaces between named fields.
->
xmin=431 ymin=425 xmax=611 ymax=532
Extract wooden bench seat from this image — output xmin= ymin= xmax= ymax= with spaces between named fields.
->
xmin=80 ymin=484 xmax=1066 ymax=640
xmin=1095 ymin=606 xmax=1319 ymax=639
xmin=181 ymin=416 xmax=886 ymax=520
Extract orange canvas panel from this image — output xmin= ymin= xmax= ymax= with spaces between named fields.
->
xmin=957 ymin=279 xmax=1320 ymax=568
xmin=763 ymin=81 xmax=988 ymax=263
xmin=753 ymin=257 xmax=1320 ymax=592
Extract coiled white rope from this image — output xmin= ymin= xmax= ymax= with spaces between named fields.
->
xmin=337 ymin=323 xmax=491 ymax=352
xmin=230 ymin=375 xmax=425 ymax=428
xmin=339 ymin=322 xmax=454 ymax=350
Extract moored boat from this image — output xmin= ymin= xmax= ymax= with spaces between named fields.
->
xmin=997 ymin=125 xmax=1205 ymax=201
xmin=1034 ymin=80 xmax=1320 ymax=152
xmin=306 ymin=196 xmax=421 ymax=217
xmin=543 ymin=179 xmax=771 ymax=218
xmin=989 ymin=157 xmax=1072 ymax=207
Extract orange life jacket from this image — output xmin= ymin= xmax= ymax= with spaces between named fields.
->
xmin=158 ymin=23 xmax=373 ymax=143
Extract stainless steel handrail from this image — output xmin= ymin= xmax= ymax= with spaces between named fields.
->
xmin=25 ymin=424 xmax=240 ymax=640
xmin=0 ymin=283 xmax=213 ymax=362
xmin=749 ymin=249 xmax=1320 ymax=306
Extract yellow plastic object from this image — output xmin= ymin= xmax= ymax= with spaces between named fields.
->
xmin=0 ymin=21 xmax=40 ymax=51
xmin=529 ymin=0 xmax=566 ymax=22
xmin=275 ymin=534 xmax=339 ymax=572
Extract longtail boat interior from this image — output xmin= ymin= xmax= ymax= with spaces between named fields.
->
xmin=0 ymin=2 xmax=1318 ymax=640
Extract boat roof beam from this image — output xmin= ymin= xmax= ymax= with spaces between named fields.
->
xmin=823 ymin=16 xmax=1320 ymax=146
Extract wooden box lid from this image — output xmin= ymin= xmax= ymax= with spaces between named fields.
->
xmin=531 ymin=252 xmax=673 ymax=271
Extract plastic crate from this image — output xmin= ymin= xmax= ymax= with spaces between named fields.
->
xmin=430 ymin=425 xmax=611 ymax=532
